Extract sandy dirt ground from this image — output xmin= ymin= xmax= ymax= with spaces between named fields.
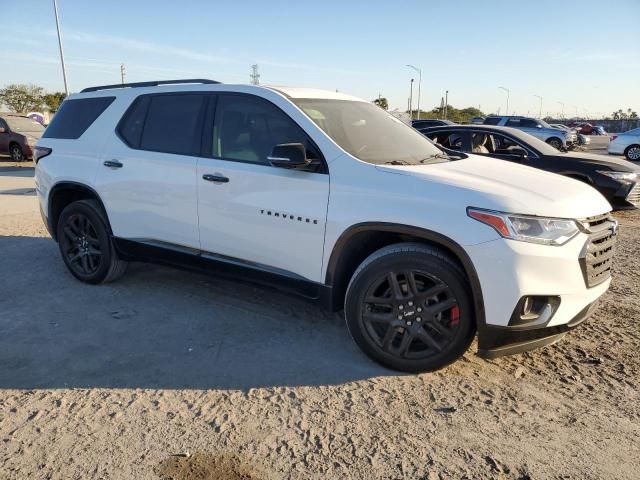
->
xmin=0 ymin=161 xmax=638 ymax=480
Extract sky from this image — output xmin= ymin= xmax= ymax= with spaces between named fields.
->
xmin=1 ymin=0 xmax=639 ymax=118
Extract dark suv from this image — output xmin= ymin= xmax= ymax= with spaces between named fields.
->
xmin=0 ymin=114 xmax=45 ymax=161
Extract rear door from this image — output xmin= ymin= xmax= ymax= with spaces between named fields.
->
xmin=196 ymin=93 xmax=329 ymax=281
xmin=95 ymin=93 xmax=206 ymax=249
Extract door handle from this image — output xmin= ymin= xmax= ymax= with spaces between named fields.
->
xmin=202 ymin=174 xmax=229 ymax=183
xmin=103 ymin=160 xmax=123 ymax=168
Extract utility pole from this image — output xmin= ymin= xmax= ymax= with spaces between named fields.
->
xmin=52 ymin=0 xmax=69 ymax=96
xmin=498 ymin=86 xmax=510 ymax=116
xmin=120 ymin=63 xmax=126 ymax=85
xmin=557 ymin=101 xmax=565 ymax=119
xmin=534 ymin=94 xmax=542 ymax=118
xmin=444 ymin=90 xmax=449 ymax=120
xmin=250 ymin=64 xmax=260 ymax=85
xmin=409 ymin=78 xmax=414 ymax=119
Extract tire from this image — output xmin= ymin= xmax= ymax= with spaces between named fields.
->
xmin=9 ymin=143 xmax=25 ymax=162
xmin=547 ymin=137 xmax=562 ymax=150
xmin=624 ymin=144 xmax=640 ymax=162
xmin=344 ymin=243 xmax=475 ymax=372
xmin=56 ymin=200 xmax=127 ymax=284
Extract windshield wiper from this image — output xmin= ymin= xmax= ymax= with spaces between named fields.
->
xmin=384 ymin=160 xmax=411 ymax=165
xmin=418 ymin=153 xmax=450 ymax=163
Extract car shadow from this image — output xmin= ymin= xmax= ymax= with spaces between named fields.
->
xmin=0 ymin=235 xmax=397 ymax=390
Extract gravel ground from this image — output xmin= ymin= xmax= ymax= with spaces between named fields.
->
xmin=0 ymin=162 xmax=638 ymax=480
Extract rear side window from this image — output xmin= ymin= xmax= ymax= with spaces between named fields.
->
xmin=483 ymin=117 xmax=501 ymax=125
xmin=140 ymin=94 xmax=205 ymax=155
xmin=43 ymin=97 xmax=115 ymax=139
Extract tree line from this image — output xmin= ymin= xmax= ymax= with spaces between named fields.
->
xmin=0 ymin=84 xmax=66 ymax=113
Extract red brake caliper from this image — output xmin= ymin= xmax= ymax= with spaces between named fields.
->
xmin=449 ymin=305 xmax=460 ymax=327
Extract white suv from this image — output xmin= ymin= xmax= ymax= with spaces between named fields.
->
xmin=35 ymin=79 xmax=617 ymax=372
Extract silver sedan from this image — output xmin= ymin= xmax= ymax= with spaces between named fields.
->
xmin=608 ymin=127 xmax=640 ymax=161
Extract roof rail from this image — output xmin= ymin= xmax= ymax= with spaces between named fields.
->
xmin=80 ymin=79 xmax=221 ymax=93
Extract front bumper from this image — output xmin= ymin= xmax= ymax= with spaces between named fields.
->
xmin=466 ymin=214 xmax=616 ymax=356
xmin=478 ymin=300 xmax=599 ymax=358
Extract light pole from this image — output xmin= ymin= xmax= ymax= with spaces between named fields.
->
xmin=53 ymin=0 xmax=69 ymax=96
xmin=557 ymin=101 xmax=565 ymax=119
xmin=444 ymin=90 xmax=449 ymax=120
xmin=533 ymin=94 xmax=542 ymax=118
xmin=573 ymin=105 xmax=579 ymax=119
xmin=498 ymin=86 xmax=509 ymax=116
xmin=406 ymin=64 xmax=422 ymax=120
xmin=408 ymin=78 xmax=414 ymax=119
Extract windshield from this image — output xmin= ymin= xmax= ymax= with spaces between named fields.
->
xmin=292 ymin=99 xmax=443 ymax=164
xmin=625 ymin=127 xmax=640 ymax=135
xmin=538 ymin=119 xmax=552 ymax=128
xmin=6 ymin=117 xmax=45 ymax=133
xmin=509 ymin=129 xmax=567 ymax=155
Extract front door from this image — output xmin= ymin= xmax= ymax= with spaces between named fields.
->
xmin=196 ymin=94 xmax=329 ymax=282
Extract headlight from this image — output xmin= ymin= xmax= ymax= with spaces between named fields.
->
xmin=467 ymin=208 xmax=579 ymax=246
xmin=596 ymin=170 xmax=638 ymax=183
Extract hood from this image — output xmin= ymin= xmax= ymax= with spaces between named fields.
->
xmin=559 ymin=151 xmax=640 ymax=172
xmin=376 ymin=155 xmax=611 ymax=219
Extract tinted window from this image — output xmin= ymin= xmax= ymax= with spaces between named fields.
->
xmin=483 ymin=117 xmax=501 ymax=125
xmin=0 ymin=119 xmax=8 ymax=130
xmin=140 ymin=94 xmax=205 ymax=155
xmin=117 ymin=96 xmax=150 ymax=148
xmin=520 ymin=119 xmax=539 ymax=128
xmin=213 ymin=95 xmax=319 ymax=165
xmin=505 ymin=118 xmax=521 ymax=127
xmin=43 ymin=97 xmax=115 ymax=139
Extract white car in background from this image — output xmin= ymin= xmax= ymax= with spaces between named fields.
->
xmin=608 ymin=128 xmax=640 ymax=161
xmin=550 ymin=123 xmax=590 ymax=147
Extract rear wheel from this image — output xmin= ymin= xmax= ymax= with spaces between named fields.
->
xmin=344 ymin=243 xmax=475 ymax=372
xmin=56 ymin=200 xmax=127 ymax=284
xmin=9 ymin=143 xmax=25 ymax=162
xmin=547 ymin=137 xmax=562 ymax=150
xmin=624 ymin=145 xmax=640 ymax=161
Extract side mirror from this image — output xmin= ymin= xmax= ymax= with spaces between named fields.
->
xmin=268 ymin=143 xmax=311 ymax=170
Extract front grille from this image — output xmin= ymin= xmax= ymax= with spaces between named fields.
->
xmin=578 ymin=214 xmax=617 ymax=288
xmin=626 ymin=183 xmax=640 ymax=206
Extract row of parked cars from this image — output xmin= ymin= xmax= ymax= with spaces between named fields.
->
xmin=412 ymin=117 xmax=640 ymax=209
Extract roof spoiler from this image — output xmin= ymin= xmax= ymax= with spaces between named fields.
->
xmin=81 ymin=79 xmax=221 ymax=93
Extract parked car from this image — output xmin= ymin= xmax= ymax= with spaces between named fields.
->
xmin=550 ymin=123 xmax=590 ymax=147
xmin=470 ymin=117 xmax=485 ymax=124
xmin=36 ymin=79 xmax=616 ymax=372
xmin=483 ymin=116 xmax=577 ymax=150
xmin=411 ymin=119 xmax=454 ymax=129
xmin=608 ymin=127 xmax=640 ymax=161
xmin=592 ymin=125 xmax=607 ymax=136
xmin=0 ymin=114 xmax=45 ymax=161
xmin=421 ymin=125 xmax=639 ymax=209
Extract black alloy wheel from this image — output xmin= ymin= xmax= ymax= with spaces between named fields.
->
xmin=59 ymin=212 xmax=103 ymax=277
xmin=345 ymin=243 xmax=475 ymax=372
xmin=361 ymin=270 xmax=461 ymax=360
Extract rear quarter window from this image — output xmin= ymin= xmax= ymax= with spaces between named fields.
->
xmin=483 ymin=117 xmax=501 ymax=125
xmin=43 ymin=97 xmax=115 ymax=139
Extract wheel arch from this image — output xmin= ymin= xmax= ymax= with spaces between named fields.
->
xmin=624 ymin=144 xmax=640 ymax=158
xmin=324 ymin=222 xmax=486 ymax=330
xmin=48 ymin=182 xmax=111 ymax=241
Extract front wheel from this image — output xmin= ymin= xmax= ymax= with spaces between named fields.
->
xmin=57 ymin=200 xmax=127 ymax=284
xmin=344 ymin=243 xmax=475 ymax=372
xmin=547 ymin=137 xmax=563 ymax=150
xmin=10 ymin=144 xmax=25 ymax=162
xmin=624 ymin=145 xmax=640 ymax=161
